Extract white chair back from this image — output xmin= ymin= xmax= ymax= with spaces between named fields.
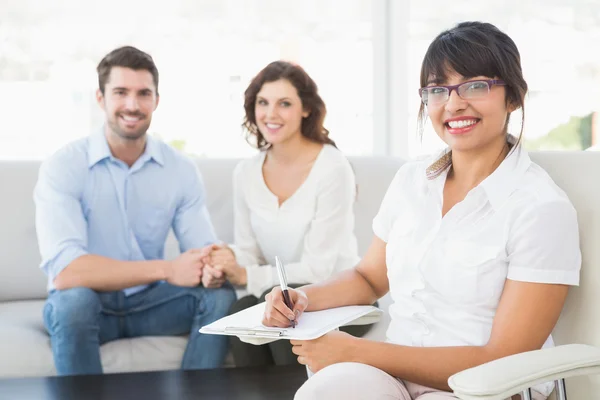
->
xmin=530 ymin=152 xmax=600 ymax=399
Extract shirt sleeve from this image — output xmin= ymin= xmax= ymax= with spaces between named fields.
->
xmin=229 ymin=159 xmax=266 ymax=267
xmin=245 ymin=161 xmax=359 ymax=298
xmin=372 ymin=164 xmax=410 ymax=242
xmin=507 ymin=199 xmax=581 ymax=286
xmin=172 ymin=159 xmax=218 ymax=252
xmin=34 ymin=154 xmax=89 ymax=284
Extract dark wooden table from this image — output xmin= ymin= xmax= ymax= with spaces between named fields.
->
xmin=0 ymin=365 xmax=308 ymax=400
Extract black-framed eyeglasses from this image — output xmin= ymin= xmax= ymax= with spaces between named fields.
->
xmin=418 ymin=79 xmax=506 ymax=106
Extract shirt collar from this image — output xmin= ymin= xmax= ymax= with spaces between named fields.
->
xmin=88 ymin=130 xmax=112 ymax=168
xmin=87 ymin=128 xmax=165 ymax=168
xmin=479 ymin=141 xmax=531 ymax=210
xmin=140 ymin=134 xmax=165 ymax=167
xmin=425 ymin=135 xmax=531 ymax=210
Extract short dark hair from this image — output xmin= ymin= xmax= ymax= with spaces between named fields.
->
xmin=97 ymin=46 xmax=159 ymax=95
xmin=418 ymin=21 xmax=528 ymax=146
xmin=242 ymin=61 xmax=335 ymax=150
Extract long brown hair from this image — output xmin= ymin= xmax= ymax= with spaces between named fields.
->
xmin=243 ymin=61 xmax=335 ymax=150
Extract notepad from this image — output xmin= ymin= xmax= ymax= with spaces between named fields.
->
xmin=200 ymin=303 xmax=382 ymax=345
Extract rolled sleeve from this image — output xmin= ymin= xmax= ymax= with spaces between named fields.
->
xmin=507 ymin=200 xmax=581 ymax=286
xmin=172 ymin=160 xmax=217 ymax=252
xmin=43 ymin=246 xmax=88 ymax=285
xmin=34 ymin=156 xmax=89 ymax=289
xmin=245 ymin=263 xmax=273 ymax=298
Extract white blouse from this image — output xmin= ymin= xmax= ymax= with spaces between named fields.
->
xmin=231 ymin=144 xmax=360 ymax=298
xmin=373 ymin=142 xmax=581 ymax=396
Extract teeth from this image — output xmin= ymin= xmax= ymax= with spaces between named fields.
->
xmin=266 ymin=123 xmax=282 ymax=129
xmin=448 ymin=119 xmax=477 ymax=129
xmin=122 ymin=115 xmax=140 ymax=122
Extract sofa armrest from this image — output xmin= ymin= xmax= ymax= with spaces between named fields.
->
xmin=447 ymin=344 xmax=600 ymax=400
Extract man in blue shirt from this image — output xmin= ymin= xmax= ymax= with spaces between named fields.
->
xmin=34 ymin=46 xmax=236 ymax=376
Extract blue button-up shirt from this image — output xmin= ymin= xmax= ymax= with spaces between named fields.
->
xmin=34 ymin=131 xmax=217 ymax=295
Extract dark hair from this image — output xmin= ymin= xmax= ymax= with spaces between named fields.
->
xmin=242 ymin=61 xmax=335 ymax=150
xmin=418 ymin=22 xmax=528 ymax=146
xmin=97 ymin=46 xmax=159 ymax=95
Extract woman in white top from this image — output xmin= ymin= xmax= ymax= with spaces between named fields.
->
xmin=201 ymin=61 xmax=366 ymax=367
xmin=262 ymin=22 xmax=581 ymax=400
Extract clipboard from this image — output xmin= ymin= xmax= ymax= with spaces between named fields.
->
xmin=200 ymin=302 xmax=382 ymax=345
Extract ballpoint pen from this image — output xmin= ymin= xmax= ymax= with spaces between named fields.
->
xmin=275 ymin=256 xmax=296 ymax=328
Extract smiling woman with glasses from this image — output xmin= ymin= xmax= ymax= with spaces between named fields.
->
xmin=261 ymin=21 xmax=581 ymax=400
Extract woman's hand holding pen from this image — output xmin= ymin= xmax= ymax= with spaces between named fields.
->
xmin=291 ymin=330 xmax=359 ymax=374
xmin=263 ymin=286 xmax=359 ymax=371
xmin=262 ymin=287 xmax=308 ymax=328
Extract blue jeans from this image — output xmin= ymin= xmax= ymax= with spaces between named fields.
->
xmin=43 ymin=282 xmax=236 ymax=376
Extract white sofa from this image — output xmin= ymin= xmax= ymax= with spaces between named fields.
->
xmin=0 ymin=156 xmax=401 ymax=378
xmin=1 ymin=152 xmax=599 ymax=400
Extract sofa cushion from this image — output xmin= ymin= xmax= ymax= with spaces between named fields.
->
xmin=0 ymin=300 xmax=55 ymax=377
xmin=0 ymin=300 xmax=240 ymax=377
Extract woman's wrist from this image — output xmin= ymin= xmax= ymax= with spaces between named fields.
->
xmin=232 ymin=265 xmax=247 ymax=286
xmin=347 ymin=336 xmax=366 ymax=364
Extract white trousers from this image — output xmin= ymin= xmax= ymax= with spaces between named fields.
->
xmin=295 ymin=362 xmax=547 ymax=400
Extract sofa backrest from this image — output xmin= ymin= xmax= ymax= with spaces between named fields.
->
xmin=0 ymin=156 xmax=404 ymax=302
xmin=0 ymin=161 xmax=46 ymax=301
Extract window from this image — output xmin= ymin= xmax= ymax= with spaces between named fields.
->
xmin=5 ymin=1 xmax=598 ymax=161
xmin=0 ymin=0 xmax=374 ymax=160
